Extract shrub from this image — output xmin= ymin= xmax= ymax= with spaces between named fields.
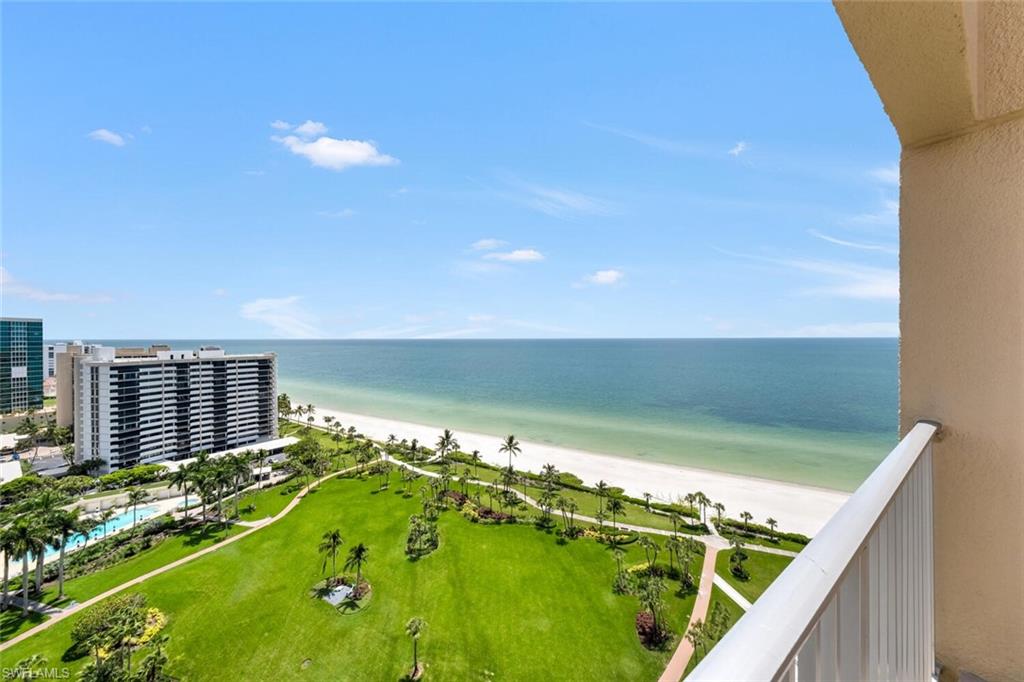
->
xmin=635 ymin=611 xmax=669 ymax=649
xmin=0 ymin=474 xmax=51 ymax=504
xmin=98 ymin=463 xmax=166 ymax=490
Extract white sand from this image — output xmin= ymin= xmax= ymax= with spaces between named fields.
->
xmin=300 ymin=404 xmax=850 ymax=536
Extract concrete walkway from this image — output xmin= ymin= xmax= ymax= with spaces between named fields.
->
xmin=5 ymin=595 xmax=66 ymax=616
xmin=0 ymin=464 xmax=359 ymax=653
xmin=712 ymin=573 xmax=752 ymax=611
xmin=658 ymin=546 xmax=720 ymax=682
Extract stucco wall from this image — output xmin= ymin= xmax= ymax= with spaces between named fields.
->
xmin=900 ymin=116 xmax=1024 ymax=682
xmin=835 ymin=1 xmax=1024 ymax=679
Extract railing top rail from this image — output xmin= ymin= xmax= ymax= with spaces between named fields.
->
xmin=687 ymin=420 xmax=940 ymax=681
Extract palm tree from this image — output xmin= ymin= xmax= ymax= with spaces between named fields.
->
xmin=435 ymin=429 xmax=459 ymax=464
xmin=305 ymin=403 xmax=316 ymax=425
xmin=683 ymin=493 xmax=696 ymax=517
xmin=28 ymin=489 xmax=64 ymax=587
xmin=9 ymin=517 xmax=45 ymax=616
xmin=643 ymin=492 xmax=653 ymax=512
xmin=319 ymin=529 xmax=344 ymax=581
xmin=52 ymin=509 xmax=82 ymax=599
xmin=607 ymin=497 xmax=625 ymax=530
xmin=695 ymin=492 xmax=710 ymax=524
xmin=345 ymin=543 xmax=369 ymax=585
xmin=740 ymin=510 xmax=753 ymax=531
xmin=255 ymin=449 xmax=269 ymax=489
xmin=0 ymin=524 xmax=17 ymax=612
xmin=595 ymin=480 xmax=610 ymax=515
xmin=126 ymin=487 xmax=151 ymax=533
xmin=713 ymin=502 xmax=726 ymax=525
xmin=228 ymin=454 xmax=251 ymax=517
xmin=639 ymin=536 xmax=659 ymax=571
xmin=668 ymin=512 xmax=682 ymax=537
xmin=766 ymin=517 xmax=778 ymax=538
xmin=498 ymin=434 xmax=521 ymax=470
xmin=405 ymin=617 xmax=426 ymax=675
xmin=665 ymin=535 xmax=681 ymax=574
xmin=470 ymin=450 xmax=481 ymax=479
xmin=168 ymin=467 xmax=191 ymax=521
xmin=97 ymin=508 xmax=116 ymax=539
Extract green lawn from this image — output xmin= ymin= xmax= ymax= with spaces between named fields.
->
xmin=236 ymin=481 xmax=303 ymax=520
xmin=420 ymin=462 xmax=704 ymax=535
xmin=1 ymin=524 xmax=243 ymax=643
xmin=684 ymin=585 xmax=746 ymax=676
xmin=714 ymin=548 xmax=794 ymax=604
xmin=6 ymin=472 xmax=701 ymax=680
xmin=0 ymin=608 xmax=48 ymax=643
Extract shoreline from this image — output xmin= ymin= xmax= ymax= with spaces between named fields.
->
xmin=293 ymin=401 xmax=850 ymax=536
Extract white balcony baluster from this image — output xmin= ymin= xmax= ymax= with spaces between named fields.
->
xmin=688 ymin=420 xmax=939 ymax=682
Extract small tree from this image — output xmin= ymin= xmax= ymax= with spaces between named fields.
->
xmin=345 ymin=543 xmax=370 ymax=585
xmin=607 ymin=497 xmax=625 ymax=530
xmin=740 ymin=510 xmax=753 ymax=531
xmin=406 ymin=617 xmax=426 ymax=677
xmin=766 ymin=517 xmax=778 ymax=539
xmin=319 ymin=529 xmax=344 ymax=581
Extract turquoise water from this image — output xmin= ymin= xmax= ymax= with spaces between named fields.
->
xmin=96 ymin=339 xmax=897 ymax=491
xmin=42 ymin=505 xmax=160 ymax=559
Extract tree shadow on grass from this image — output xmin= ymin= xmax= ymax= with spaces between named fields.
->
xmin=0 ymin=610 xmax=46 ymax=642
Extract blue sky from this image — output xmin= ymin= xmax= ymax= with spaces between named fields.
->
xmin=2 ymin=3 xmax=899 ymax=340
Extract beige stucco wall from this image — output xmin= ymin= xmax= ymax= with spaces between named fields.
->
xmin=901 ymin=117 xmax=1024 ymax=682
xmin=836 ymin=1 xmax=1024 ymax=680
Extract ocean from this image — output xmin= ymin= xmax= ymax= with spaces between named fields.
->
xmin=94 ymin=338 xmax=898 ymax=492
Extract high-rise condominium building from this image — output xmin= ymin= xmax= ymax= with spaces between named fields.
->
xmin=1 ymin=318 xmax=44 ymax=413
xmin=72 ymin=345 xmax=278 ymax=472
xmin=44 ymin=342 xmax=66 ymax=378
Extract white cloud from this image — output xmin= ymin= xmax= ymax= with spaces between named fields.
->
xmin=317 ymin=208 xmax=356 ymax=219
xmin=0 ymin=267 xmax=113 ymax=303
xmin=808 ymin=229 xmax=898 ymax=255
xmin=728 ymin=141 xmax=749 ymax=157
xmin=584 ymin=122 xmax=706 ymax=155
xmin=273 ymin=133 xmax=398 ymax=171
xmin=240 ymin=296 xmax=322 ymax=338
xmin=270 ymin=120 xmax=292 ymax=130
xmin=347 ymin=325 xmax=428 ymax=339
xmin=140 ymin=125 xmax=152 ymax=134
xmin=212 ymin=288 xmax=228 ymax=297
xmin=869 ymin=163 xmax=899 ymax=185
xmin=414 ymin=327 xmax=490 ymax=339
xmin=575 ymin=269 xmax=625 ymax=287
xmin=845 ymin=199 xmax=899 ymax=227
xmin=293 ymin=120 xmax=328 ymax=138
xmin=783 ymin=322 xmax=898 ymax=338
xmin=470 ymin=238 xmax=507 ymax=251
xmin=88 ymin=129 xmax=127 ymax=147
xmin=483 ymin=248 xmax=544 ymax=262
xmin=514 ymin=181 xmax=613 ymax=218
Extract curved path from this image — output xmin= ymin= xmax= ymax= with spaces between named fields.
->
xmin=658 ymin=545 xmax=721 ymax=682
xmin=0 ymin=465 xmax=358 ymax=653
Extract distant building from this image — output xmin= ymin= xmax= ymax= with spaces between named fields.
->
xmin=1 ymin=318 xmax=44 ymax=413
xmin=44 ymin=342 xmax=67 ymax=378
xmin=69 ymin=345 xmax=278 ymax=472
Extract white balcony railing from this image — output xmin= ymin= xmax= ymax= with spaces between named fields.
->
xmin=689 ymin=420 xmax=940 ymax=681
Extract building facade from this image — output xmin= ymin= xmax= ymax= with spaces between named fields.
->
xmin=44 ymin=342 xmax=67 ymax=378
xmin=72 ymin=346 xmax=278 ymax=471
xmin=0 ymin=318 xmax=44 ymax=413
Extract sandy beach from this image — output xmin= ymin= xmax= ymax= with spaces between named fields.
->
xmin=297 ymin=402 xmax=850 ymax=536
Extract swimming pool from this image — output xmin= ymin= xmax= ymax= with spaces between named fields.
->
xmin=43 ymin=505 xmax=161 ymax=560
